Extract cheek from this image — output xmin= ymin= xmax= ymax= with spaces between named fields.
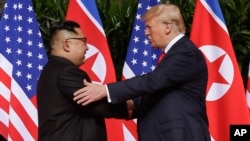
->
xmin=151 ymin=32 xmax=161 ymax=42
xmin=151 ymin=32 xmax=166 ymax=46
xmin=79 ymin=49 xmax=85 ymax=56
xmin=74 ymin=48 xmax=84 ymax=57
xmin=151 ymin=26 xmax=162 ymax=37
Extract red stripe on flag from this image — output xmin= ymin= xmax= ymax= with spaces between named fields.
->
xmin=0 ymin=67 xmax=11 ymax=114
xmin=0 ymin=95 xmax=9 ymax=115
xmin=10 ymin=93 xmax=37 ymax=140
xmin=0 ymin=122 xmax=8 ymax=139
xmin=8 ymin=122 xmax=23 ymax=141
xmin=0 ymin=68 xmax=11 ymax=138
xmin=0 ymin=68 xmax=11 ymax=87
xmin=0 ymin=68 xmax=38 ymax=140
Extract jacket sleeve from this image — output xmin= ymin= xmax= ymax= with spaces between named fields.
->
xmin=57 ymin=66 xmax=129 ymax=119
xmin=108 ymin=38 xmax=207 ymax=103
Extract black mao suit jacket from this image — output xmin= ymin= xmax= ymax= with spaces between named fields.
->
xmin=37 ymin=56 xmax=128 ymax=141
xmin=108 ymin=36 xmax=211 ymax=141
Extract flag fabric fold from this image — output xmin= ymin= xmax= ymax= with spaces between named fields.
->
xmin=0 ymin=0 xmax=48 ymax=140
xmin=190 ymin=0 xmax=250 ymax=141
xmin=246 ymin=62 xmax=250 ymax=112
xmin=66 ymin=0 xmax=130 ymax=141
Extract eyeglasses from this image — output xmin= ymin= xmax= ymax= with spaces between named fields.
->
xmin=65 ymin=37 xmax=87 ymax=43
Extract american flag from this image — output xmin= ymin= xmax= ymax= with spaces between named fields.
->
xmin=190 ymin=0 xmax=250 ymax=140
xmin=0 ymin=0 xmax=48 ymax=140
xmin=122 ymin=0 xmax=161 ymax=79
xmin=121 ymin=0 xmax=161 ymax=140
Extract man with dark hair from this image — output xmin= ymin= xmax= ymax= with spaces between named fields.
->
xmin=37 ymin=20 xmax=131 ymax=141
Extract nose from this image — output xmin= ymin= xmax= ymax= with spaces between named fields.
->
xmin=144 ymin=29 xmax=149 ymax=36
xmin=85 ymin=45 xmax=89 ymax=51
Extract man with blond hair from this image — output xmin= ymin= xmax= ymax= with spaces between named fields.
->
xmin=74 ymin=4 xmax=211 ymax=141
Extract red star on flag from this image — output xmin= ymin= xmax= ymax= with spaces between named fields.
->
xmin=80 ymin=52 xmax=101 ymax=83
xmin=205 ymin=53 xmax=229 ymax=94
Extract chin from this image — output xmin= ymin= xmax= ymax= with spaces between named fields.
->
xmin=151 ymin=45 xmax=157 ymax=48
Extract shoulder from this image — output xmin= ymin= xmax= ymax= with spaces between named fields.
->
xmin=59 ymin=65 xmax=91 ymax=83
xmin=60 ymin=65 xmax=89 ymax=77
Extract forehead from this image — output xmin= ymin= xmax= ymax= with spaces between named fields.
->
xmin=74 ymin=28 xmax=84 ymax=36
xmin=145 ymin=17 xmax=159 ymax=26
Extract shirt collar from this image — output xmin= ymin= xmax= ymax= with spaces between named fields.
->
xmin=163 ymin=33 xmax=185 ymax=53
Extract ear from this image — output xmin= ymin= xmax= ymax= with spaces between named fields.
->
xmin=62 ymin=40 xmax=70 ymax=52
xmin=165 ymin=23 xmax=172 ymax=35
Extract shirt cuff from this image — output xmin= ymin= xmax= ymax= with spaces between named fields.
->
xmin=105 ymin=85 xmax=112 ymax=103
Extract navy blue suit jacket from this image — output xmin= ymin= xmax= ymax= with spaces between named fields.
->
xmin=108 ymin=36 xmax=211 ymax=141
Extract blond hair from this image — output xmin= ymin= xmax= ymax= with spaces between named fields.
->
xmin=142 ymin=3 xmax=186 ymax=33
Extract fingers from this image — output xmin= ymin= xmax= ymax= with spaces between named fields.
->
xmin=73 ymin=88 xmax=88 ymax=102
xmin=73 ymin=81 xmax=103 ymax=106
xmin=73 ymin=93 xmax=92 ymax=106
xmin=81 ymin=101 xmax=91 ymax=106
xmin=74 ymin=87 xmax=86 ymax=96
xmin=73 ymin=93 xmax=84 ymax=101
xmin=73 ymin=87 xmax=88 ymax=105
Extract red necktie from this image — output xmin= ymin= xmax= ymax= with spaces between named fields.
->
xmin=157 ymin=51 xmax=165 ymax=64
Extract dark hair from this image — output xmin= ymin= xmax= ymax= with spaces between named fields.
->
xmin=50 ymin=20 xmax=80 ymax=35
xmin=50 ymin=20 xmax=81 ymax=45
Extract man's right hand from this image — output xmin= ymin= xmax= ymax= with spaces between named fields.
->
xmin=73 ymin=79 xmax=107 ymax=106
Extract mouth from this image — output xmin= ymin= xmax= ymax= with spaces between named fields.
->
xmin=148 ymin=38 xmax=152 ymax=43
